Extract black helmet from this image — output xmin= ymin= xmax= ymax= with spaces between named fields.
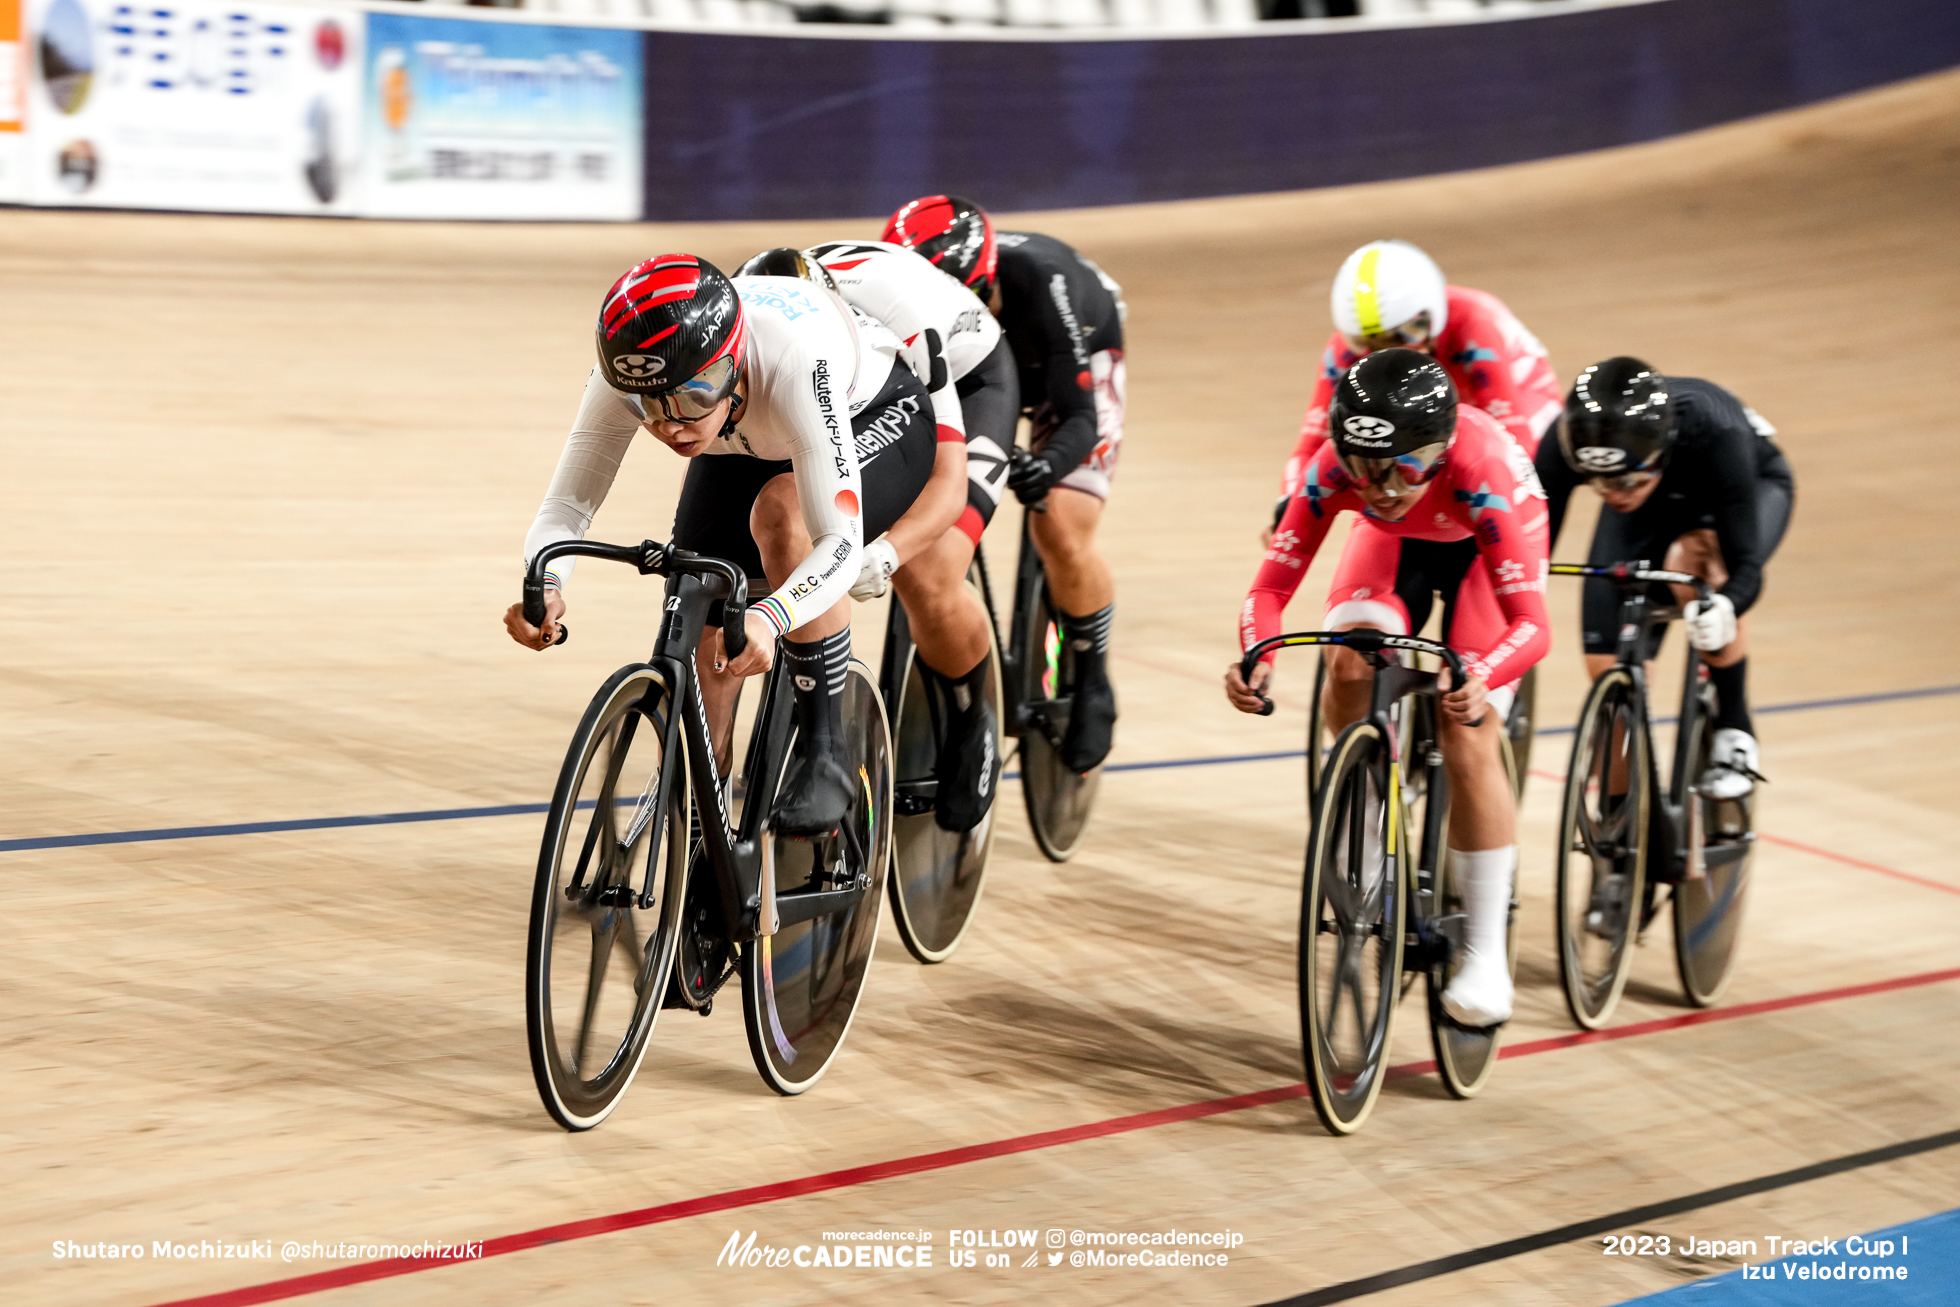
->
xmin=881 ymin=194 xmax=997 ymax=301
xmin=734 ymin=246 xmax=838 ymax=295
xmin=1328 ymin=347 xmax=1457 ymax=489
xmin=596 ymin=254 xmax=746 ymax=422
xmin=1560 ymin=357 xmax=1674 ymax=479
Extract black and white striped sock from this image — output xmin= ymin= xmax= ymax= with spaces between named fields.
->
xmin=784 ymin=629 xmax=852 ymax=748
xmin=1059 ymin=604 xmax=1113 ymax=686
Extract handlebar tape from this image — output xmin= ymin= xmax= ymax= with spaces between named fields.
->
xmin=522 ymin=576 xmax=547 ymax=629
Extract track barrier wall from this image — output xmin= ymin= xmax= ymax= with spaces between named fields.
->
xmin=2 ymin=0 xmax=1955 ymax=220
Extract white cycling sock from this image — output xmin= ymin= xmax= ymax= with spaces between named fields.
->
xmin=1450 ymin=845 xmax=1515 ymax=963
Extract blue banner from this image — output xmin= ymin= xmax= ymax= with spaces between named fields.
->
xmin=365 ymin=12 xmax=641 ymax=220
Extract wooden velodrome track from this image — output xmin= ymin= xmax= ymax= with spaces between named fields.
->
xmin=5 ymin=69 xmax=1959 ymax=1307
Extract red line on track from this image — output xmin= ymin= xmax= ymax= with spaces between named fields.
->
xmin=145 ymin=965 xmax=1960 ymax=1307
xmin=1527 ymin=767 xmax=1960 ymax=897
xmin=1754 ymin=831 xmax=1960 ymax=896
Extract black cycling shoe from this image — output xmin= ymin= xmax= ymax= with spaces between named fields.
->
xmin=771 ymin=741 xmax=856 ymax=838
xmin=1060 ymin=676 xmax=1116 ymax=773
xmin=933 ymin=697 xmax=1000 ymax=834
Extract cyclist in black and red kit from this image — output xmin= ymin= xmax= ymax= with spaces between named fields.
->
xmin=1537 ymin=358 xmax=1796 ymax=798
xmin=885 ymin=196 xmax=1126 ymax=772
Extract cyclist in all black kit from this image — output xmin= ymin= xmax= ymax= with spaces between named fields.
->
xmin=884 ymin=197 xmax=1126 ymax=772
xmin=1537 ymin=358 xmax=1796 ymax=799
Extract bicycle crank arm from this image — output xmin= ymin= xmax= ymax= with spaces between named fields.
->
xmin=894 ymin=778 xmax=938 ymax=816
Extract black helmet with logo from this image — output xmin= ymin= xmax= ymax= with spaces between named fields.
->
xmin=596 ymin=254 xmax=746 ymax=423
xmin=1328 ymin=347 xmax=1458 ymax=489
xmin=734 ymin=246 xmax=839 ymax=294
xmin=1559 ymin=357 xmax=1675 ymax=480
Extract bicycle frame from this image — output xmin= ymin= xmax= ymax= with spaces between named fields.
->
xmin=1548 ymin=562 xmax=1749 ymax=883
xmin=525 ymin=538 xmax=871 ymax=946
xmin=1242 ymin=628 xmax=1467 ymax=957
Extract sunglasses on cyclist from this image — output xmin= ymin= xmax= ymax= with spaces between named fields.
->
xmin=1343 ymin=312 xmax=1433 ymax=356
xmin=638 ymin=355 xmax=740 ymax=424
xmin=1337 ymin=441 xmax=1448 ymax=494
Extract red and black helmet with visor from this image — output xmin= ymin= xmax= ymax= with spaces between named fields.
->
xmin=1328 ymin=348 xmax=1459 ymax=494
xmin=881 ymin=194 xmax=997 ymax=301
xmin=596 ymin=254 xmax=747 ymax=423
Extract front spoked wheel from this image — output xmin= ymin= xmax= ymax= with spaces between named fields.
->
xmin=1300 ymin=722 xmax=1407 ymax=1136
xmin=1672 ymin=697 xmax=1754 ymax=1006
xmin=1016 ymin=575 xmax=1101 ymax=862
xmin=887 ymin=612 xmax=1002 ymax=963
xmin=1556 ymin=668 xmax=1650 ymax=1030
xmin=1306 ymin=652 xmax=1332 ymax=804
xmin=526 ymin=664 xmax=690 ymax=1131
xmin=742 ymin=660 xmax=894 ymax=1095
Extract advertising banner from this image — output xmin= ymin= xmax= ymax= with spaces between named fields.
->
xmin=362 ymin=14 xmax=640 ymax=221
xmin=17 ymin=0 xmax=361 ymax=211
xmin=0 ymin=0 xmax=21 ymax=200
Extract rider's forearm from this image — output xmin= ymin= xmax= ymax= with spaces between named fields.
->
xmin=523 ymin=379 xmax=639 ymax=589
xmin=881 ymin=441 xmax=967 ymax=566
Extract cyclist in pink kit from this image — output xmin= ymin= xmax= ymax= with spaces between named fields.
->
xmin=1227 ymin=350 xmax=1550 ymax=1027
xmin=1275 ymin=239 xmax=1561 ymax=514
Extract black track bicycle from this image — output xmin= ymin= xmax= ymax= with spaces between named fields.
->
xmin=1243 ymin=628 xmax=1518 ymax=1136
xmin=1309 ymin=658 xmax=1537 ymax=804
xmin=520 ymin=538 xmax=893 ymax=1129
xmin=878 ymin=449 xmax=1103 ymax=942
xmin=1549 ymin=561 xmax=1755 ymax=1030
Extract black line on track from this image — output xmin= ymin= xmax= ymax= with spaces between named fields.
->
xmin=1255 ymin=1127 xmax=1960 ymax=1306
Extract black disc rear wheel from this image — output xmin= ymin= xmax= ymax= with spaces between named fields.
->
xmin=742 ymin=660 xmax=894 ymax=1095
xmin=1016 ymin=577 xmax=1101 ymax=862
xmin=887 ymin=622 xmax=1002 ymax=964
xmin=1672 ymin=697 xmax=1754 ymax=1006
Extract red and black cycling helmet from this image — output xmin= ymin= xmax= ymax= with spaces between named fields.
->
xmin=1328 ymin=348 xmax=1458 ymax=492
xmin=596 ymin=254 xmax=746 ymax=422
xmin=881 ymin=194 xmax=997 ymax=301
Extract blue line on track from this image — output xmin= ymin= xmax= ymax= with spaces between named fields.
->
xmin=6 ymin=683 xmax=1956 ymax=856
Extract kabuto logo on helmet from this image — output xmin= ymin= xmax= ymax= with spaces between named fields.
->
xmin=1343 ymin=415 xmax=1397 ymax=446
xmin=1575 ymin=446 xmax=1627 ymax=472
xmin=611 ymin=354 xmax=666 ymax=381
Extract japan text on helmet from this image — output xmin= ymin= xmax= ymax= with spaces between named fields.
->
xmin=734 ymin=247 xmax=839 ymax=295
xmin=881 ymin=194 xmax=997 ymax=300
xmin=1330 ymin=239 xmax=1448 ymax=352
xmin=1328 ymin=348 xmax=1458 ymax=490
xmin=596 ymin=254 xmax=746 ymax=423
xmin=1559 ymin=357 xmax=1675 ymax=482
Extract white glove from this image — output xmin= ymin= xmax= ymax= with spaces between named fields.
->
xmin=1684 ymin=593 xmax=1737 ymax=652
xmin=850 ymin=538 xmax=900 ymax=601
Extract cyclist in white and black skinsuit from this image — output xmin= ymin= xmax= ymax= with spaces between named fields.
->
xmin=1535 ymin=359 xmax=1796 ymax=799
xmin=737 ymin=243 xmax=1016 ymax=834
xmin=503 ymin=255 xmax=939 ymax=836
xmin=883 ymin=196 xmax=1127 ymax=773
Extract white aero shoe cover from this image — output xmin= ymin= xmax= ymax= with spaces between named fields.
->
xmin=1441 ymin=845 xmax=1515 ymax=1026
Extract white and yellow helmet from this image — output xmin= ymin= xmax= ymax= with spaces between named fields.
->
xmin=1330 ymin=239 xmax=1448 ymax=347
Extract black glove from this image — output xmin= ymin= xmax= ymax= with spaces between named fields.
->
xmin=1272 ymin=494 xmax=1291 ymax=531
xmin=1006 ymin=449 xmax=1060 ymax=506
xmin=923 ymin=328 xmax=947 ymax=393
